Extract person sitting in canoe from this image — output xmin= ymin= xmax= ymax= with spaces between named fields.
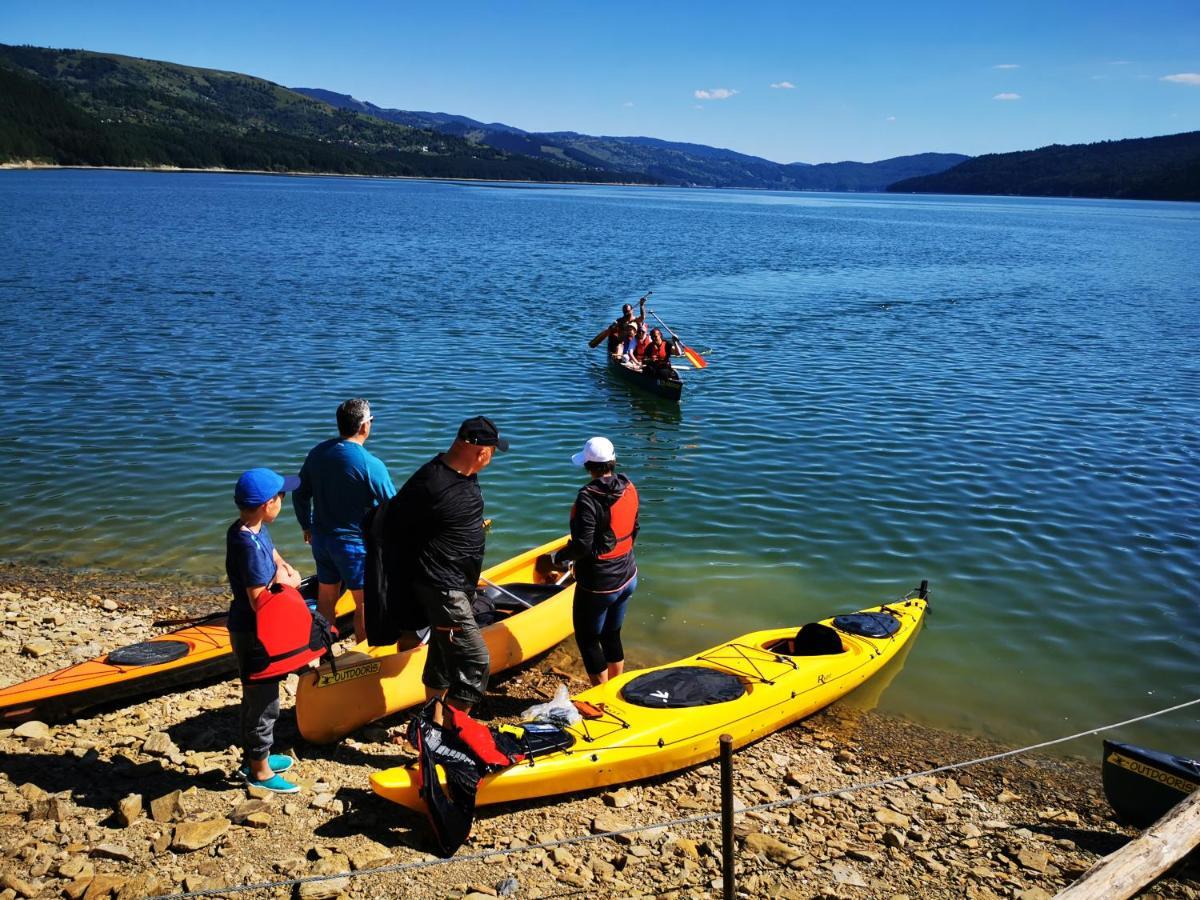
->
xmin=615 ymin=322 xmax=642 ymax=367
xmin=588 ymin=295 xmax=647 ymax=353
xmin=639 ymin=327 xmax=681 ymax=374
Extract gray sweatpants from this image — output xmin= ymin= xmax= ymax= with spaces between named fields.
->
xmin=229 ymin=630 xmax=280 ymax=762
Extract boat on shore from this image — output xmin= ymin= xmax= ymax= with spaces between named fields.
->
xmin=295 ymin=535 xmax=576 ymax=743
xmin=607 ymin=354 xmax=683 ymax=402
xmin=372 ymin=584 xmax=928 ymax=809
xmin=1102 ymin=739 xmax=1200 ymax=827
xmin=0 ymin=578 xmax=353 ymax=724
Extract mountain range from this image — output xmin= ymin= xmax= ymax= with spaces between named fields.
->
xmin=1 ymin=43 xmax=1196 ymax=200
xmin=292 ymin=87 xmax=968 ymax=191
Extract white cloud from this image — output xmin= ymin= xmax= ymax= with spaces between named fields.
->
xmin=1162 ymin=73 xmax=1200 ymax=85
xmin=992 ymin=63 xmax=1020 ymax=69
xmin=622 ymin=101 xmax=634 ymax=107
xmin=1110 ymin=60 xmax=1132 ymax=65
xmin=993 ymin=92 xmax=1021 ymax=101
xmin=885 ymin=115 xmax=896 ymax=122
xmin=694 ymin=88 xmax=738 ymax=100
xmin=769 ymin=81 xmax=795 ymax=89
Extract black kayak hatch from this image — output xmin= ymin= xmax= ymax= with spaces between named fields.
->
xmin=107 ymin=640 xmax=191 ymax=667
xmin=621 ymin=666 xmax=746 ymax=708
xmin=832 ymin=612 xmax=901 ymax=639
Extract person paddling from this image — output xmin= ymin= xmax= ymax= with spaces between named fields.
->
xmin=541 ymin=437 xmax=639 ymax=686
xmin=590 ymin=295 xmax=648 ymax=353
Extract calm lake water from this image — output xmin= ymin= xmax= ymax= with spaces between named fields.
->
xmin=1 ymin=170 xmax=1197 ymax=753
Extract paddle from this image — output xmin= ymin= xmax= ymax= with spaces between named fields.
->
xmin=588 ymin=291 xmax=652 ymax=348
xmin=648 ymin=309 xmax=708 ymax=369
xmin=479 ymin=576 xmax=533 ymax=609
xmin=151 ymin=610 xmax=226 ymax=628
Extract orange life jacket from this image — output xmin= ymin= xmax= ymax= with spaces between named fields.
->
xmin=598 ymin=481 xmax=639 ymax=560
xmin=644 ymin=339 xmax=669 ymax=362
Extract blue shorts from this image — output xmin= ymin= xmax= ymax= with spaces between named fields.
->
xmin=310 ymin=532 xmax=366 ymax=591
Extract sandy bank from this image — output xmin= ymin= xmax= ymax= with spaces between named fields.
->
xmin=0 ymin=562 xmax=1195 ymax=899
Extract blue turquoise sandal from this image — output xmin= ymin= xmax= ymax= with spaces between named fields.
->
xmin=238 ymin=754 xmax=294 ymax=778
xmin=244 ymin=772 xmax=300 ymax=794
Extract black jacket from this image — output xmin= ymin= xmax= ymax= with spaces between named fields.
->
xmin=556 ymin=474 xmax=639 ymax=594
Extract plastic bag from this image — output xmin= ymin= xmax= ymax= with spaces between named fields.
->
xmin=520 ymin=683 xmax=581 ymax=727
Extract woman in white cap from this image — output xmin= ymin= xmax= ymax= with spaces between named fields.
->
xmin=544 ymin=437 xmax=640 ymax=685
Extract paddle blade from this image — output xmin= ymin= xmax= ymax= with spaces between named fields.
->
xmin=682 ymin=345 xmax=708 ymax=369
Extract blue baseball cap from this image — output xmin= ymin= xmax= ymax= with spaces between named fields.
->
xmin=234 ymin=468 xmax=301 ymax=508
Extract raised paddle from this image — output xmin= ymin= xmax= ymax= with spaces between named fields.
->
xmin=648 ymin=309 xmax=708 ymax=369
xmin=588 ymin=291 xmax=652 ymax=348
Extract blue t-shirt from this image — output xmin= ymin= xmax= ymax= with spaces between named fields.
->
xmin=225 ymin=520 xmax=277 ymax=632
xmin=293 ymin=438 xmax=396 ymax=541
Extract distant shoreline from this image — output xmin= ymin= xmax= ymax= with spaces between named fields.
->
xmin=0 ymin=160 xmax=658 ymax=189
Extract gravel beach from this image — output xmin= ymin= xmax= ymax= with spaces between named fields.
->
xmin=0 ymin=562 xmax=1195 ymax=899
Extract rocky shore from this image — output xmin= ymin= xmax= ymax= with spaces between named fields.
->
xmin=0 ymin=562 xmax=1195 ymax=900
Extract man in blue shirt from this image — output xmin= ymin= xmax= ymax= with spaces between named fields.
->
xmin=294 ymin=398 xmax=396 ymax=642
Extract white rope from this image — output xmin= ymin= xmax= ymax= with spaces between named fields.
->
xmin=148 ymin=696 xmax=1200 ymax=899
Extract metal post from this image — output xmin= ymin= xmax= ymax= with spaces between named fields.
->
xmin=720 ymin=733 xmax=736 ymax=899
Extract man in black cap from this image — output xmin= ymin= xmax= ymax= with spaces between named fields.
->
xmin=383 ymin=416 xmax=508 ymax=724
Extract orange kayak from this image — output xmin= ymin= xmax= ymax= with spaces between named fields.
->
xmin=0 ymin=582 xmax=354 ymax=724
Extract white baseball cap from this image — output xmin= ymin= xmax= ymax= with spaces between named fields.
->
xmin=571 ymin=436 xmax=616 ymax=466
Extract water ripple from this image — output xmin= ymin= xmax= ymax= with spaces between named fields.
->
xmin=1 ymin=172 xmax=1197 ymax=749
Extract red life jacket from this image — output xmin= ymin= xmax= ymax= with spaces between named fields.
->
xmin=246 ymin=584 xmax=334 ymax=682
xmin=644 ymin=339 xmax=669 ymax=362
xmin=634 ymin=336 xmax=652 ymax=359
xmin=598 ymin=481 xmax=639 ymax=560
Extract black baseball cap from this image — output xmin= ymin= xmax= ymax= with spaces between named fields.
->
xmin=457 ymin=416 xmax=509 ymax=452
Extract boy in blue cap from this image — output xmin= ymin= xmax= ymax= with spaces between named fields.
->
xmin=227 ymin=467 xmax=304 ymax=793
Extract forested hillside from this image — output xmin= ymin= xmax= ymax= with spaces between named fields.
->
xmin=888 ymin=132 xmax=1200 ymax=201
xmin=0 ymin=44 xmax=657 ymax=183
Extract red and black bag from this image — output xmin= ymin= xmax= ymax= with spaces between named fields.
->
xmin=245 ymin=583 xmax=336 ymax=682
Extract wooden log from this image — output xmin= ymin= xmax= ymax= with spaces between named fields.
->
xmin=1054 ymin=788 xmax=1200 ymax=899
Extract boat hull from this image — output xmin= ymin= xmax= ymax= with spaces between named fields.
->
xmin=372 ymin=593 xmax=927 ymax=809
xmin=607 ymin=356 xmax=683 ymax=402
xmin=1102 ymin=740 xmax=1200 ymax=828
xmin=295 ymin=535 xmax=575 ymax=743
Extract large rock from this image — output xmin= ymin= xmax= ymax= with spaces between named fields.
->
xmin=347 ymin=841 xmax=391 ymax=870
xmin=141 ymin=732 xmax=178 ymax=757
xmin=13 ymin=720 xmax=51 ymax=739
xmin=743 ymin=832 xmax=802 ymax=866
xmin=116 ymin=794 xmax=142 ymax=827
xmin=150 ymin=790 xmax=186 ymax=823
xmin=230 ymin=799 xmax=270 ymax=824
xmin=21 ymin=639 xmax=54 ymax=658
xmin=91 ymin=843 xmax=136 ymax=862
xmin=602 ymin=788 xmax=637 ymax=808
xmin=171 ymin=818 xmax=230 ymax=852
xmin=26 ymin=795 xmax=68 ymax=821
xmin=1 ymin=873 xmax=39 ymax=898
xmin=297 ymin=876 xmax=349 ymax=899
xmin=81 ymin=874 xmax=127 ymax=897
xmin=590 ymin=813 xmax=629 ymax=836
xmin=874 ymin=808 xmax=910 ymax=829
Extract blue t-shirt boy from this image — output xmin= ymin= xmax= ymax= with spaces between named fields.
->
xmin=225 ymin=519 xmax=278 ymax=633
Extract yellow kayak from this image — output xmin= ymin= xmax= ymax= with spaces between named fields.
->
xmin=371 ymin=588 xmax=927 ymax=809
xmin=296 ymin=535 xmax=575 ymax=743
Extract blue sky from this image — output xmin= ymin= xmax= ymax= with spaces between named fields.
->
xmin=3 ymin=1 xmax=1198 ymax=163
